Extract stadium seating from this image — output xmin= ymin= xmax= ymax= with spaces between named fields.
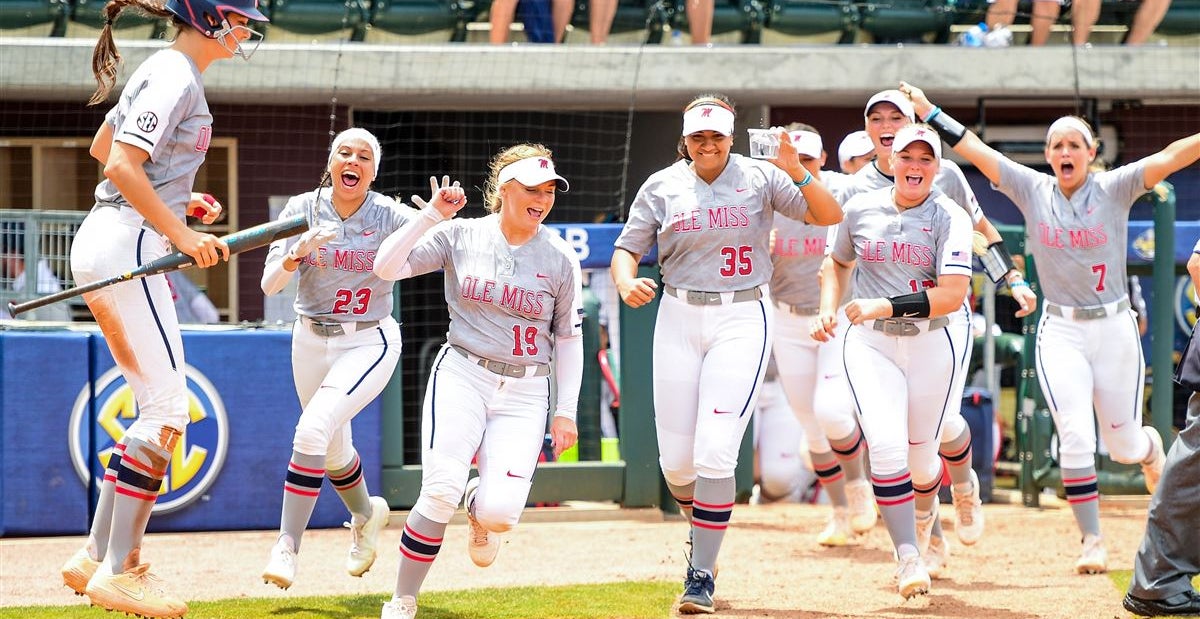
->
xmin=370 ymin=0 xmax=470 ymax=40
xmin=1 ymin=0 xmax=68 ymax=35
xmin=569 ymin=0 xmax=674 ymax=43
xmin=70 ymin=0 xmax=166 ymax=35
xmin=264 ymin=0 xmax=369 ymax=40
xmin=858 ymin=0 xmax=952 ymax=42
xmin=765 ymin=0 xmax=860 ymax=43
xmin=664 ymin=0 xmax=766 ymax=43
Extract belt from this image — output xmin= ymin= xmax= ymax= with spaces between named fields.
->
xmin=451 ymin=344 xmax=550 ymax=378
xmin=1045 ymin=298 xmax=1130 ymax=321
xmin=663 ymin=284 xmax=763 ymax=306
xmin=870 ymin=316 xmax=950 ymax=337
xmin=773 ymin=300 xmax=820 ymax=316
xmin=301 ymin=316 xmax=380 ymax=337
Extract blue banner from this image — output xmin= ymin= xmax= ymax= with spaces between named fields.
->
xmin=0 ymin=327 xmax=381 ymax=536
xmin=1127 ymin=221 xmax=1200 ymax=265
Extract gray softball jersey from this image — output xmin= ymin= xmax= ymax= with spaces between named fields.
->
xmin=769 ymin=171 xmax=856 ymax=306
xmin=614 ymin=155 xmax=812 ymax=292
xmin=404 ymin=214 xmax=583 ymax=366
xmin=848 ymin=159 xmax=984 ymax=224
xmin=831 ymin=187 xmax=974 ymax=308
xmin=95 ymin=49 xmax=211 ymax=220
xmin=995 ymin=157 xmax=1147 ymax=307
xmin=264 ymin=190 xmax=417 ymax=322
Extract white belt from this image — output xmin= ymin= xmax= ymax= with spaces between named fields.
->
xmin=772 ymin=300 xmax=819 ymax=316
xmin=300 ymin=315 xmax=381 ymax=337
xmin=451 ymin=344 xmax=550 ymax=378
xmin=663 ymin=284 xmax=763 ymax=306
xmin=1044 ymin=298 xmax=1130 ymax=321
xmin=869 ymin=316 xmax=950 ymax=337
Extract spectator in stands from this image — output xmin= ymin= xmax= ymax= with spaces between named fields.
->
xmin=837 ymin=130 xmax=875 ymax=174
xmin=588 ymin=0 xmax=617 ymax=43
xmin=0 ymin=223 xmax=70 ymax=322
xmin=490 ymin=0 xmax=573 ymax=43
xmin=165 ymin=271 xmax=220 ymax=324
xmin=682 ymin=0 xmax=715 ymax=44
xmin=984 ymin=0 xmax=1169 ymax=45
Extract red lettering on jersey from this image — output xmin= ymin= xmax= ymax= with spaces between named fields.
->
xmin=1068 ymin=224 xmax=1108 ymax=249
xmin=500 ymin=284 xmax=545 ymax=318
xmin=859 ymin=240 xmax=886 ymax=262
xmin=803 ymin=237 xmax=825 ymax=256
xmin=775 ymin=236 xmax=798 ymax=256
xmin=1038 ymin=223 xmax=1066 ymax=249
xmin=707 ymin=206 xmax=749 ymax=229
xmin=195 ymin=126 xmax=211 ymax=153
xmin=890 ymin=242 xmax=934 ymax=267
xmin=671 ymin=209 xmax=702 ymax=233
xmin=481 ymin=280 xmax=495 ymax=303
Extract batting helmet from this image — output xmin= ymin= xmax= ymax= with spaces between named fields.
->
xmin=165 ymin=0 xmax=268 ymax=39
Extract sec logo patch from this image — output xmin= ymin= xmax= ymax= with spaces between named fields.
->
xmin=68 ymin=365 xmax=229 ymax=515
xmin=136 ymin=112 xmax=158 ymax=133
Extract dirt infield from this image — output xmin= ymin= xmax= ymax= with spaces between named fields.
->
xmin=0 ymin=495 xmax=1153 ymax=618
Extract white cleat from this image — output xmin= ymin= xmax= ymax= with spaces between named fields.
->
xmin=895 ymin=552 xmax=931 ymax=599
xmin=817 ymin=507 xmax=856 ymax=547
xmin=1141 ymin=427 xmax=1165 ymax=494
xmin=464 ymin=477 xmax=500 ymax=568
xmin=61 ymin=547 xmax=100 ymax=596
xmin=845 ymin=479 xmax=878 ymax=534
xmin=347 ymin=496 xmax=391 ymax=577
xmin=381 ymin=595 xmax=418 ymax=619
xmin=951 ymin=470 xmax=985 ymax=546
xmin=924 ymin=534 xmax=950 ymax=579
xmin=262 ymin=538 xmax=297 ymax=589
xmin=1075 ymin=534 xmax=1108 ymax=575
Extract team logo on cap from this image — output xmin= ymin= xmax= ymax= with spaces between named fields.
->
xmin=701 ymin=107 xmax=713 ymax=117
xmin=540 ymin=158 xmax=549 ymax=169
xmin=68 ymin=365 xmax=229 ymax=515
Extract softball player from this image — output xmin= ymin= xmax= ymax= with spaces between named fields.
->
xmin=372 ymin=144 xmax=580 ymax=619
xmin=842 ymin=89 xmax=1023 ymax=554
xmin=837 ymin=130 xmax=876 ymax=175
xmin=752 ymin=356 xmax=818 ymax=505
xmin=611 ymin=94 xmax=842 ymax=615
xmin=902 ymin=82 xmax=1197 ymax=574
xmin=816 ymin=125 xmax=974 ymax=599
xmin=57 ymin=2 xmax=264 ymax=616
xmin=770 ymin=125 xmax=876 ymax=545
xmin=258 ymin=129 xmax=419 ymax=590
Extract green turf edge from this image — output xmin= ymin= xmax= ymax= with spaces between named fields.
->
xmin=0 ymin=579 xmax=680 ymax=619
xmin=1109 ymin=570 xmax=1200 ymax=619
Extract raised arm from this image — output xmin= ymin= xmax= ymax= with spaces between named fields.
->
xmin=769 ymin=130 xmax=843 ymax=226
xmin=1141 ymin=133 xmax=1200 ymax=190
xmin=373 ymin=176 xmax=465 ymax=281
xmin=898 ymin=82 xmax=1004 ymax=187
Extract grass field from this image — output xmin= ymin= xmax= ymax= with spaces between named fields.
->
xmin=0 ymin=580 xmax=679 ymax=619
xmin=1108 ymin=571 xmax=1200 ymax=619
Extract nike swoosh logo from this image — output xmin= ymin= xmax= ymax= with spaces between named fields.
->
xmin=736 ymin=188 xmax=749 ymax=193
xmin=902 ymin=312 xmax=919 ymax=317
xmin=1110 ymin=421 xmax=1127 ymax=430
xmin=921 ymin=227 xmax=932 ymax=233
xmin=822 ymin=374 xmax=837 ymax=380
xmin=506 ymin=470 xmax=525 ymax=479
xmin=713 ymin=408 xmax=733 ymax=415
xmin=535 ymin=273 xmax=550 ymax=279
xmin=908 ymin=440 xmax=925 ymax=446
xmin=363 ymin=230 xmax=376 ymax=237
xmin=110 ymin=580 xmax=145 ymax=601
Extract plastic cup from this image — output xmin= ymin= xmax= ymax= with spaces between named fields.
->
xmin=748 ymin=128 xmax=780 ymax=159
xmin=601 ymin=437 xmax=621 ymax=462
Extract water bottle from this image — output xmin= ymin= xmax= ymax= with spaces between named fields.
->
xmin=957 ymin=22 xmax=987 ymax=47
xmin=670 ymin=28 xmax=683 ymax=46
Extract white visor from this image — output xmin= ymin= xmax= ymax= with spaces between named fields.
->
xmin=838 ymin=130 xmax=875 ymax=163
xmin=789 ymin=130 xmax=823 ymax=159
xmin=892 ymin=125 xmax=941 ymax=159
xmin=864 ymin=90 xmax=916 ymax=122
xmin=497 ymin=156 xmax=569 ymax=191
xmin=1045 ymin=116 xmax=1094 ymax=146
xmin=682 ymin=104 xmax=735 ymax=137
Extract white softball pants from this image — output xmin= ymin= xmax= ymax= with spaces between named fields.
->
xmin=753 ymin=379 xmax=813 ymax=499
xmin=414 ymin=345 xmax=549 ymax=528
xmin=70 ymin=206 xmax=187 ymax=445
xmin=843 ymin=316 xmax=967 ymax=486
xmin=1035 ymin=305 xmax=1148 ymax=469
xmin=290 ymin=316 xmax=401 ymax=470
xmin=653 ymin=290 xmax=773 ymax=485
xmin=772 ymin=307 xmax=857 ymax=452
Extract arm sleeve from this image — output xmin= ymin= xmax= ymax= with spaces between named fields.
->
xmin=553 ymin=333 xmax=584 ymax=422
xmin=373 ymin=207 xmax=446 ymax=280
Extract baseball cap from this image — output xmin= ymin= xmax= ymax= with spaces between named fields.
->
xmin=329 ymin=128 xmax=382 ymax=175
xmin=891 ymin=125 xmax=941 ymax=159
xmin=682 ymin=103 xmax=735 ymax=137
xmin=788 ymin=130 xmax=823 ymax=159
xmin=864 ymin=90 xmax=916 ymax=122
xmin=838 ymin=130 xmax=874 ymax=163
xmin=498 ymin=155 xmax=570 ymax=191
